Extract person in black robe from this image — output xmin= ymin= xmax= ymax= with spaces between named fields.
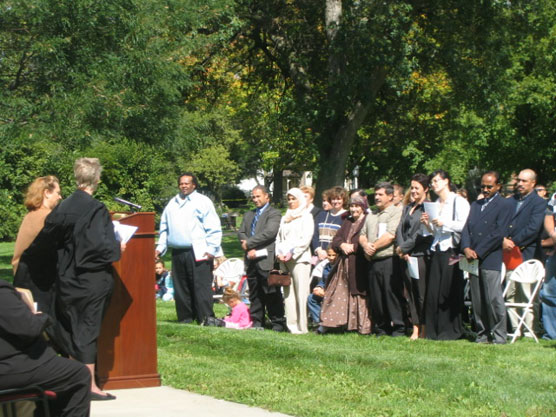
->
xmin=0 ymin=279 xmax=91 ymax=416
xmin=24 ymin=157 xmax=122 ymax=400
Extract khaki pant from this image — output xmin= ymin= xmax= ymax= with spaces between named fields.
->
xmin=282 ymin=260 xmax=312 ymax=334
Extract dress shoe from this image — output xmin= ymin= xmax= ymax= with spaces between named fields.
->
xmin=91 ymin=392 xmax=116 ymax=401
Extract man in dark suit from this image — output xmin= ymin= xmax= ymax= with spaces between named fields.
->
xmin=238 ymin=185 xmax=286 ymax=331
xmin=462 ymin=171 xmax=512 ymax=344
xmin=503 ymin=168 xmax=547 ymax=335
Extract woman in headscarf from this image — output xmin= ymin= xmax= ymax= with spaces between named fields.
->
xmin=276 ymin=187 xmax=314 ymax=334
xmin=12 ymin=176 xmax=62 ymax=314
xmin=319 ymin=196 xmax=371 ymax=334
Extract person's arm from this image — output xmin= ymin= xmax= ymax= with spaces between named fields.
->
xmin=545 ymin=213 xmax=556 ymax=247
xmin=291 ymin=213 xmax=315 ymax=261
xmin=156 ymin=207 xmax=169 ymax=257
xmin=0 ymin=284 xmax=49 ymax=342
xmin=246 ymin=209 xmax=281 ymax=249
xmin=201 ymin=199 xmax=223 ymax=258
xmin=511 ymin=198 xmax=547 ymax=248
xmin=442 ymin=196 xmax=470 ymax=233
xmin=373 ymin=207 xmax=402 ymax=251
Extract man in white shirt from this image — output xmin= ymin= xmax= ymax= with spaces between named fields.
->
xmin=156 ymin=173 xmax=222 ymax=324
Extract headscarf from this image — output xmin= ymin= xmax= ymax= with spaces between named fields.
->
xmin=283 ymin=187 xmax=307 ymax=223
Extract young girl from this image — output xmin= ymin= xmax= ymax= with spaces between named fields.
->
xmin=222 ymin=287 xmax=253 ymax=329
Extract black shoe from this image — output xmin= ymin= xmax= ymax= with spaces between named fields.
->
xmin=91 ymin=392 xmax=116 ymax=401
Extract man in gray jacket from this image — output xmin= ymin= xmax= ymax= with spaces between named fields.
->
xmin=238 ymin=185 xmax=285 ymax=331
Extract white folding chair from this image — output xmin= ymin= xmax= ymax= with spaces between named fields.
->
xmin=502 ymin=259 xmax=545 ymax=343
xmin=213 ymin=258 xmax=245 ymax=300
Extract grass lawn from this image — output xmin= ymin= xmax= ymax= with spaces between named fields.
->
xmin=3 ymin=236 xmax=556 ymax=416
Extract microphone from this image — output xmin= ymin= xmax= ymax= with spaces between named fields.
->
xmin=114 ymin=197 xmax=142 ymax=212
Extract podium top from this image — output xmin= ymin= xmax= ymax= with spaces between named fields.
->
xmin=111 ymin=212 xmax=155 ymax=236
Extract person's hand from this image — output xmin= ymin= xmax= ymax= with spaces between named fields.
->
xmin=121 ymin=242 xmax=127 ymax=253
xmin=363 ymin=242 xmax=376 ymax=257
xmin=316 ymin=248 xmax=327 ymax=260
xmin=503 ymin=237 xmax=515 ymax=251
xmin=247 ymin=249 xmax=257 ymax=260
xmin=420 ymin=212 xmax=430 ymax=226
xmin=282 ymin=252 xmax=293 ymax=262
xmin=431 ymin=218 xmax=443 ymax=227
xmin=463 ymin=248 xmax=478 ymax=261
xmin=204 ymin=253 xmax=215 ymax=260
xmin=313 ymin=287 xmax=325 ymax=297
xmin=340 ymin=243 xmax=354 ymax=255
xmin=241 ymin=240 xmax=248 ymax=251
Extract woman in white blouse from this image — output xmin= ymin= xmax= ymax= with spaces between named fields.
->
xmin=421 ymin=169 xmax=470 ymax=340
xmin=276 ymin=188 xmax=314 ymax=334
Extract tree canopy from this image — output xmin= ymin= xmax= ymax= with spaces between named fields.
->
xmin=1 ymin=0 xmax=555 ymax=239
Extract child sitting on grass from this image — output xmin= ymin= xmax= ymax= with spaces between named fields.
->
xmin=203 ymin=288 xmax=253 ymax=329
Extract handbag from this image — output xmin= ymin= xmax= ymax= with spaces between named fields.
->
xmin=503 ymin=245 xmax=523 ymax=271
xmin=267 ymin=269 xmax=291 ymax=287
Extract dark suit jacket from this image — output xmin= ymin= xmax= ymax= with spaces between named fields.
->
xmin=238 ymin=204 xmax=282 ymax=271
xmin=461 ymin=194 xmax=512 ymax=271
xmin=506 ymin=191 xmax=546 ymax=261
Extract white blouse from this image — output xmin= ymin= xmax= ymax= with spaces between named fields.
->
xmin=427 ymin=192 xmax=470 ymax=252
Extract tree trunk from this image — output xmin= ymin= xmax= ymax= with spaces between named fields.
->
xmin=272 ymin=168 xmax=283 ymax=205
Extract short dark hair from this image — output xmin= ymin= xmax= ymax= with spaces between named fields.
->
xmin=350 ymin=189 xmax=367 ymax=199
xmin=430 ymin=169 xmax=451 ymax=185
xmin=375 ymin=181 xmax=394 ymax=195
xmin=178 ymin=172 xmax=200 ymax=188
xmin=411 ymin=173 xmax=429 ymax=191
xmin=482 ymin=170 xmax=500 ymax=184
xmin=252 ymin=185 xmax=270 ymax=196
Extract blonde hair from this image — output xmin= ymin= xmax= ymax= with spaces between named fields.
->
xmin=222 ymin=287 xmax=241 ymax=304
xmin=300 ymin=185 xmax=315 ymax=200
xmin=74 ymin=157 xmax=102 ymax=191
xmin=24 ymin=176 xmax=59 ymax=211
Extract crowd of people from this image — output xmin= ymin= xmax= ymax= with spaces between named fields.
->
xmin=237 ymin=169 xmax=555 ymax=343
xmin=3 ymin=163 xmax=555 ymax=416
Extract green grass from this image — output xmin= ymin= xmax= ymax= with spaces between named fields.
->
xmin=157 ymin=302 xmax=556 ymax=417
xmin=4 ymin=239 xmax=556 ymax=416
xmin=0 ymin=241 xmax=14 ymax=283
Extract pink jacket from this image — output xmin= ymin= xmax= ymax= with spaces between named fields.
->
xmin=224 ymin=302 xmax=253 ymax=329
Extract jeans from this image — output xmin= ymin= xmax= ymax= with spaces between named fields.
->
xmin=307 ymin=293 xmax=323 ymax=323
xmin=540 ymin=254 xmax=556 ymax=340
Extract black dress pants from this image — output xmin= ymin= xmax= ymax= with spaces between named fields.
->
xmin=425 ymin=250 xmax=464 ymax=340
xmin=171 ymin=248 xmax=214 ymax=323
xmin=2 ymin=351 xmax=91 ymax=417
xmin=368 ymin=257 xmax=405 ymax=336
xmin=246 ymin=263 xmax=285 ymax=330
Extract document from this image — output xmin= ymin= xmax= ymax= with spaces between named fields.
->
xmin=254 ymin=248 xmax=268 ymax=259
xmin=423 ymin=202 xmax=440 ymax=220
xmin=192 ymin=239 xmax=210 ymax=262
xmin=407 ymin=256 xmax=419 ymax=280
xmin=458 ymin=256 xmax=479 ymax=276
xmin=112 ymin=221 xmax=138 ymax=244
xmin=377 ymin=223 xmax=387 ymax=238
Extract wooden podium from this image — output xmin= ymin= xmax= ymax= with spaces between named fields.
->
xmin=97 ymin=212 xmax=161 ymax=389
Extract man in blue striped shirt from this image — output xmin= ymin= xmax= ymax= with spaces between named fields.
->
xmin=156 ymin=173 xmax=222 ymax=324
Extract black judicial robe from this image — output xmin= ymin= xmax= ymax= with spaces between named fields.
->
xmin=25 ymin=190 xmax=120 ymax=362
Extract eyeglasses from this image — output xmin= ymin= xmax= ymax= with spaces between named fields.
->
xmin=535 ymin=188 xmax=546 ymax=192
xmin=480 ymin=184 xmax=495 ymax=190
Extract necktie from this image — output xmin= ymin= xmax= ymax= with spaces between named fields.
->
xmin=251 ymin=209 xmax=261 ymax=236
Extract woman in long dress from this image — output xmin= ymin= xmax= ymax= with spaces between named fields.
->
xmin=319 ymin=196 xmax=371 ymax=334
xmin=12 ymin=176 xmax=62 ymax=314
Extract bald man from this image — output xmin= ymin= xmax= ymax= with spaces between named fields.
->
xmin=503 ymin=168 xmax=547 ymax=338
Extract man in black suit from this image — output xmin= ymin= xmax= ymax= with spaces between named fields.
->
xmin=0 ymin=280 xmax=91 ymax=416
xmin=238 ymin=186 xmax=285 ymax=331
xmin=462 ymin=171 xmax=512 ymax=344
xmin=503 ymin=168 xmax=547 ymax=335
